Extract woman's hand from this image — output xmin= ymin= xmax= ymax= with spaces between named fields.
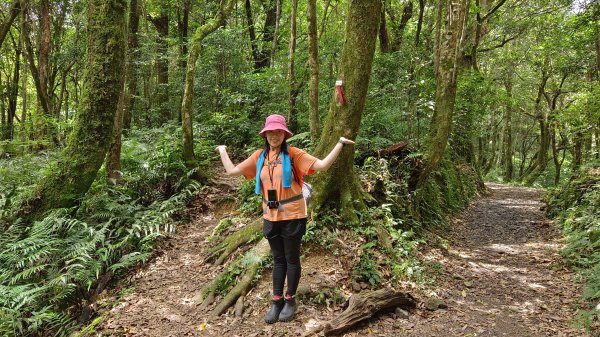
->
xmin=215 ymin=145 xmax=228 ymax=153
xmin=339 ymin=137 xmax=356 ymax=145
xmin=215 ymin=145 xmax=243 ymax=176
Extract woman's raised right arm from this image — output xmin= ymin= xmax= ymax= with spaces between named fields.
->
xmin=215 ymin=145 xmax=244 ymax=176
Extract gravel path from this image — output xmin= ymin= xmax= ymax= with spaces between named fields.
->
xmin=95 ymin=183 xmax=590 ymax=336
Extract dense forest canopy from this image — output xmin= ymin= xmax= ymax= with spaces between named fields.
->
xmin=0 ymin=0 xmax=599 ymax=335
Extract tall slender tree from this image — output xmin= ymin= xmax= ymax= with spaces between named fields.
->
xmin=181 ymin=0 xmax=235 ymax=168
xmin=287 ymin=0 xmax=298 ymax=133
xmin=416 ymin=0 xmax=469 ymax=190
xmin=307 ymin=0 xmax=320 ymax=144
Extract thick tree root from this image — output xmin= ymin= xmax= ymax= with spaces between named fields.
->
xmin=234 ymin=295 xmax=245 ymax=317
xmin=302 ymin=288 xmax=416 ymax=336
xmin=206 ymin=218 xmax=262 ymax=265
xmin=211 ymin=239 xmax=271 ymax=316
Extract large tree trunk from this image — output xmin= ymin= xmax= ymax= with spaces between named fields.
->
xmin=308 ymin=0 xmax=320 ymax=144
xmin=122 ymin=0 xmax=139 ymax=131
xmin=311 ymin=0 xmax=381 ymax=223
xmin=13 ymin=0 xmax=126 ymax=224
xmin=416 ymin=0 xmax=469 ymax=190
xmin=181 ymin=0 xmax=235 ymax=168
xmin=502 ymin=79 xmax=514 ymax=181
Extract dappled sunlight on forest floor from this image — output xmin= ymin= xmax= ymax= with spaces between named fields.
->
xmin=404 ymin=183 xmax=589 ymax=336
xmin=95 ymin=182 xmax=591 ymax=336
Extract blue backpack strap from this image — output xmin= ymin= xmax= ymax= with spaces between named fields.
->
xmin=255 ymin=149 xmax=266 ymax=195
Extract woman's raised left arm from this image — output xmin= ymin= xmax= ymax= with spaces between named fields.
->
xmin=310 ymin=137 xmax=356 ymax=172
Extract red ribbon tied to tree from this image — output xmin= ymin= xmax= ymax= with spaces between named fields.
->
xmin=336 ymin=80 xmax=344 ymax=105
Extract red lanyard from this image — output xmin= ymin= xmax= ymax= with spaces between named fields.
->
xmin=267 ymin=151 xmax=280 ymax=188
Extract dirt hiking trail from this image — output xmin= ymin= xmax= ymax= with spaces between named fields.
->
xmin=96 ymin=183 xmax=590 ymax=337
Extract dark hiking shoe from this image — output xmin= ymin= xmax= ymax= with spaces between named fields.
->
xmin=264 ymin=298 xmax=284 ymax=324
xmin=278 ymin=297 xmax=297 ymax=322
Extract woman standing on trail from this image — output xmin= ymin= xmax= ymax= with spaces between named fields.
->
xmin=215 ymin=114 xmax=354 ymax=323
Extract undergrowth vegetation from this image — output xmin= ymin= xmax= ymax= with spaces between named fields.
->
xmin=0 ymin=123 xmax=211 ymax=337
xmin=545 ymin=161 xmax=600 ymax=329
xmin=301 ymin=153 xmax=481 ymax=290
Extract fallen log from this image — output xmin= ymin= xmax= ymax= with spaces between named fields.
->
xmin=355 ymin=140 xmax=410 ymax=166
xmin=303 ymin=288 xmax=416 ymax=336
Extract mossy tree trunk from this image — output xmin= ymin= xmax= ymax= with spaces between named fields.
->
xmin=181 ymin=0 xmax=235 ymax=168
xmin=311 ymin=0 xmax=381 ymax=223
xmin=15 ymin=0 xmax=126 ymax=223
xmin=307 ymin=0 xmax=320 ymax=144
xmin=416 ymin=0 xmax=468 ymax=190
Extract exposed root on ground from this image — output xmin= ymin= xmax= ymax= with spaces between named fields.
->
xmin=211 ymin=239 xmax=270 ymax=316
xmin=195 ymin=238 xmax=271 ymax=317
xmin=206 ymin=218 xmax=262 ymax=265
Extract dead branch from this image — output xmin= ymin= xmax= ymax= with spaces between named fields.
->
xmin=303 ymin=288 xmax=417 ymax=336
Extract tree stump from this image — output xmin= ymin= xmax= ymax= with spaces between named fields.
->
xmin=305 ymin=288 xmax=416 ymax=336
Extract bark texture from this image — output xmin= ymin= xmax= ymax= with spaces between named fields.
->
xmin=416 ymin=0 xmax=468 ymax=190
xmin=14 ymin=0 xmax=126 ymax=223
xmin=311 ymin=0 xmax=381 ymax=223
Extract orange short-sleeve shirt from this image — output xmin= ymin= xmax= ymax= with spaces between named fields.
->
xmin=237 ymin=146 xmax=318 ymax=221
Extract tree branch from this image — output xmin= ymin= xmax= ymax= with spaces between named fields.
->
xmin=481 ymin=0 xmax=508 ymax=22
xmin=478 ymin=30 xmax=524 ymax=53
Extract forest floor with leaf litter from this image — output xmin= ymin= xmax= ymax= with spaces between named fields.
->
xmin=94 ymin=182 xmax=593 ymax=336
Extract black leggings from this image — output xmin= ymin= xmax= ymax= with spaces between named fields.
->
xmin=263 ymin=218 xmax=307 ymax=297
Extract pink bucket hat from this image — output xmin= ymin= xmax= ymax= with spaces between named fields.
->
xmin=259 ymin=114 xmax=293 ymax=138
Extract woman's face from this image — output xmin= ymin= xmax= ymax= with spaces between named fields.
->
xmin=265 ymin=130 xmax=285 ymax=149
